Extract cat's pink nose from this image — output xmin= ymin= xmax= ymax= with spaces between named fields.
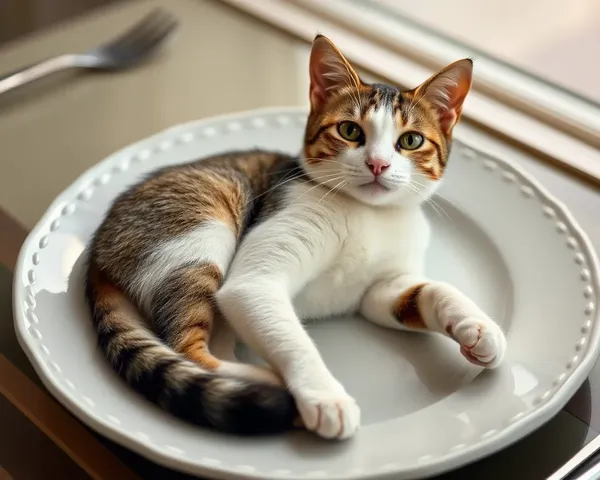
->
xmin=366 ymin=158 xmax=390 ymax=176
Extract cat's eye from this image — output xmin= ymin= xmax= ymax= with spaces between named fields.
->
xmin=398 ymin=132 xmax=424 ymax=150
xmin=337 ymin=121 xmax=363 ymax=142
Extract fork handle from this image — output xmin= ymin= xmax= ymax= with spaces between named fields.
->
xmin=0 ymin=55 xmax=78 ymax=96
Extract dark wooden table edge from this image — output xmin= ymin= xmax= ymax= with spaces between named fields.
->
xmin=0 ymin=207 xmax=140 ymax=480
xmin=0 ymin=208 xmax=26 ymax=272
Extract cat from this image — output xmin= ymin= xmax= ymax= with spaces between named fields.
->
xmin=85 ymin=34 xmax=506 ymax=440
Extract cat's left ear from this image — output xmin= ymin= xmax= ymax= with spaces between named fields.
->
xmin=414 ymin=59 xmax=473 ymax=135
xmin=309 ymin=35 xmax=361 ymax=113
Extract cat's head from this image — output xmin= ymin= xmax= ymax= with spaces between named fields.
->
xmin=302 ymin=35 xmax=472 ymax=207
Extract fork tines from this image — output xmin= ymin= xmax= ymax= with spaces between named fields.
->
xmin=107 ymin=8 xmax=179 ymax=55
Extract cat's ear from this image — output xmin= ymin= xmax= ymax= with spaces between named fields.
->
xmin=309 ymin=35 xmax=361 ymax=112
xmin=414 ymin=59 xmax=473 ymax=135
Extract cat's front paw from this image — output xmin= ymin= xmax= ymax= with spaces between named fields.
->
xmin=446 ymin=316 xmax=506 ymax=368
xmin=293 ymin=386 xmax=360 ymax=440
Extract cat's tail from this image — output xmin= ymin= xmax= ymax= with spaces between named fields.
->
xmin=84 ymin=263 xmax=298 ymax=435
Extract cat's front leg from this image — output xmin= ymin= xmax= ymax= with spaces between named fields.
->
xmin=361 ymin=275 xmax=506 ymax=367
xmin=216 ymin=207 xmax=360 ymax=439
xmin=218 ymin=279 xmax=360 ymax=439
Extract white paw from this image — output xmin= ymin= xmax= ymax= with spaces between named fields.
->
xmin=293 ymin=386 xmax=360 ymax=440
xmin=446 ymin=316 xmax=506 ymax=368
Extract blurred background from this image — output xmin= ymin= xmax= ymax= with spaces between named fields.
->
xmin=0 ymin=0 xmax=121 ymax=45
xmin=1 ymin=0 xmax=598 ymax=102
xmin=374 ymin=0 xmax=600 ymax=103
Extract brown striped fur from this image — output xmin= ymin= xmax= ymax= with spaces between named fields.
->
xmin=153 ymin=262 xmax=222 ymax=369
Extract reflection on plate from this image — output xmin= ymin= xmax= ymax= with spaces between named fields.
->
xmin=13 ymin=108 xmax=600 ymax=479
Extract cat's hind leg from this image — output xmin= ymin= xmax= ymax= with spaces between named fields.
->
xmin=361 ymin=275 xmax=506 ymax=368
xmin=131 ymin=220 xmax=236 ymax=370
xmin=135 ymin=219 xmax=284 ymax=385
xmin=210 ymin=315 xmax=285 ymax=386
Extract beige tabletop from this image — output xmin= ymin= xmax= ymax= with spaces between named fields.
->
xmin=1 ymin=0 xmax=600 ymax=479
xmin=0 ymin=0 xmax=309 ymax=228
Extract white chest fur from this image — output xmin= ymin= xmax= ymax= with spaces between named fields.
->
xmin=222 ymin=183 xmax=431 ymax=323
xmin=292 ymin=189 xmax=431 ymax=319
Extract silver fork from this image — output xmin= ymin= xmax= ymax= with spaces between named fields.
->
xmin=0 ymin=9 xmax=178 ymax=96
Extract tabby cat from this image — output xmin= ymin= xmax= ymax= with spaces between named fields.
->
xmin=86 ymin=35 xmax=506 ymax=440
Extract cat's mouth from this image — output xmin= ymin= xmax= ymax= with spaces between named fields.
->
xmin=358 ymin=180 xmax=390 ymax=193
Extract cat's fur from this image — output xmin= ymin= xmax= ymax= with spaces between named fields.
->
xmin=85 ymin=35 xmax=506 ymax=439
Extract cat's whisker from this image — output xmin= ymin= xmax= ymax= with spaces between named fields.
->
xmin=292 ymin=175 xmax=345 ymax=204
xmin=248 ymin=171 xmax=342 ymax=206
xmin=408 ymin=183 xmax=450 ymax=222
xmin=408 ymin=189 xmax=444 ymax=220
xmin=428 ymin=198 xmax=452 ymax=222
xmin=426 ymin=199 xmax=445 ymax=220
xmin=430 ymin=191 xmax=453 ymax=205
xmin=304 ymin=172 xmax=347 ymax=182
xmin=403 ymin=182 xmax=429 ymax=202
xmin=248 ymin=174 xmax=305 ymax=204
xmin=263 ymin=166 xmax=302 ymax=178
xmin=304 ymin=157 xmax=350 ymax=168
xmin=410 ymin=180 xmax=454 ymax=223
xmin=331 ymin=180 xmax=348 ymax=199
xmin=317 ymin=178 xmax=347 ymax=205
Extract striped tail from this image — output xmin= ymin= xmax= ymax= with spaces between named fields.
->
xmin=84 ymin=263 xmax=297 ymax=434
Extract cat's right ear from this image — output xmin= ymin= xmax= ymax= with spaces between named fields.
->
xmin=309 ymin=35 xmax=361 ymax=113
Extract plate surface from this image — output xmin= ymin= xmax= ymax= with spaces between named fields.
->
xmin=13 ymin=108 xmax=600 ymax=479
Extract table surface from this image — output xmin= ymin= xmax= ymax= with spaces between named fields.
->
xmin=1 ymin=0 xmax=600 ymax=479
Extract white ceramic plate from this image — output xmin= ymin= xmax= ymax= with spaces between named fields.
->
xmin=14 ymin=108 xmax=600 ymax=480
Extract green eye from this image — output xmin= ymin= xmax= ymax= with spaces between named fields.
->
xmin=338 ymin=121 xmax=363 ymax=142
xmin=398 ymin=132 xmax=424 ymax=150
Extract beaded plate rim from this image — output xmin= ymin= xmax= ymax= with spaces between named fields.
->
xmin=13 ymin=107 xmax=600 ymax=479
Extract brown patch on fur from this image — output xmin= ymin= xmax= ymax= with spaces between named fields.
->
xmin=304 ymin=82 xmax=372 ymax=160
xmin=394 ymin=94 xmax=407 ymax=125
xmin=307 ymin=123 xmax=336 ymax=145
xmin=92 ymin=151 xmax=287 ymax=291
xmin=411 ymin=147 xmax=436 ymax=159
xmin=89 ymin=264 xmax=120 ymax=311
xmin=153 ymin=263 xmax=223 ymax=369
xmin=233 ymin=152 xmax=281 ymax=184
xmin=428 ymin=139 xmax=445 ymax=165
xmin=393 ymin=101 xmax=449 ymax=179
xmin=181 ymin=262 xmax=222 ymax=289
xmin=393 ymin=283 xmax=427 ymax=329
xmin=409 ymin=147 xmax=441 ymax=180
xmin=178 ymin=312 xmax=220 ymax=370
xmin=323 ymin=132 xmax=347 ymax=153
xmin=360 ymin=92 xmax=379 ymax=118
